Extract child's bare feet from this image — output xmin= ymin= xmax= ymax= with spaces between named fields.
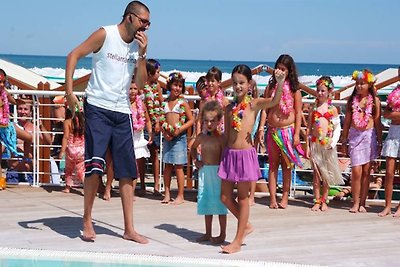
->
xmin=196 ymin=234 xmax=211 ymax=242
xmin=311 ymin=203 xmax=320 ymax=211
xmin=82 ymin=220 xmax=96 ymax=242
xmin=245 ymin=223 xmax=254 ymax=237
xmin=123 ymin=231 xmax=149 ymax=244
xmin=278 ymin=201 xmax=288 ymax=209
xmin=378 ymin=207 xmax=392 ymax=217
xmin=269 ymin=201 xmax=278 ymax=209
xmin=102 ymin=189 xmax=111 ymax=201
xmin=171 ymin=197 xmax=184 ymax=205
xmin=210 ymin=234 xmax=226 ymax=244
xmin=249 ymin=197 xmax=255 ymax=206
xmin=320 ymin=202 xmax=329 ymax=212
xmin=393 ymin=206 xmax=400 ymax=217
xmin=221 ymin=241 xmax=241 ymax=254
xmin=349 ymin=204 xmax=359 ymax=213
xmin=62 ymin=186 xmax=71 ymax=193
xmin=358 ymin=206 xmax=367 ymax=213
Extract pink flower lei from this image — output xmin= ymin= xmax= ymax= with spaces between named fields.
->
xmin=131 ymin=95 xmax=146 ymax=131
xmin=271 ymin=80 xmax=293 ymax=115
xmin=352 ymin=94 xmax=373 ymax=128
xmin=204 ymin=86 xmax=224 ymax=106
xmin=159 ymin=95 xmax=187 ymax=134
xmin=0 ymin=89 xmax=10 ymax=126
xmin=387 ymin=85 xmax=400 ymax=112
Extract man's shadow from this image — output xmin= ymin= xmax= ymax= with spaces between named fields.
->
xmin=19 ymin=216 xmax=119 ymax=239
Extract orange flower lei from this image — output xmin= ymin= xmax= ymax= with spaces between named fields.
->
xmin=311 ymin=99 xmax=334 ymax=145
xmin=231 ymin=95 xmax=252 ymax=131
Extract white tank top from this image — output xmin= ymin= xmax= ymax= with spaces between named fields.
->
xmin=86 ymin=25 xmax=139 ymax=114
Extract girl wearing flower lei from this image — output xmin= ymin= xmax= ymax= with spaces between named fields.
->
xmin=378 ymin=83 xmax=400 ymax=217
xmin=160 ymin=72 xmax=194 ymax=205
xmin=131 ymin=81 xmax=152 ymax=197
xmin=0 ymin=71 xmax=21 ymax=159
xmin=341 ymin=69 xmax=382 ymax=213
xmin=218 ymin=64 xmax=285 ymax=254
xmin=306 ymin=76 xmax=343 ymax=211
xmin=258 ymin=54 xmax=304 ymax=209
xmin=197 ymin=67 xmax=229 ymax=135
xmin=143 ymin=59 xmax=163 ymax=194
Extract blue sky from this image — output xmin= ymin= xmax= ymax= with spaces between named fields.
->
xmin=1 ymin=0 xmax=399 ymax=64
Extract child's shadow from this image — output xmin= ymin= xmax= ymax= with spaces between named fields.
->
xmin=19 ymin=216 xmax=119 ymax=239
xmin=154 ymin=223 xmax=204 ymax=244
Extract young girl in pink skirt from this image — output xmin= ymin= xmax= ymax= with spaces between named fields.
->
xmin=218 ymin=64 xmax=285 ymax=254
xmin=341 ymin=69 xmax=382 ymax=213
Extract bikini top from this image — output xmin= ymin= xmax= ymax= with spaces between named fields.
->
xmin=163 ymin=98 xmax=185 ymax=114
xmin=312 ymin=110 xmax=333 ymax=124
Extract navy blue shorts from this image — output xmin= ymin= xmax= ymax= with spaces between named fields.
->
xmin=84 ymin=101 xmax=137 ymax=180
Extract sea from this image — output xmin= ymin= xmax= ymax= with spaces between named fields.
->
xmin=0 ymin=53 xmax=398 ymax=91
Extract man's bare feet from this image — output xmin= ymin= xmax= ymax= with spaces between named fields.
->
xmin=221 ymin=241 xmax=241 ymax=254
xmin=123 ymin=231 xmax=149 ymax=244
xmin=311 ymin=203 xmax=320 ymax=211
xmin=211 ymin=234 xmax=226 ymax=245
xmin=320 ymin=203 xmax=329 ymax=212
xmin=82 ymin=220 xmax=96 ymax=242
xmin=378 ymin=207 xmax=392 ymax=217
xmin=358 ymin=206 xmax=367 ymax=213
xmin=196 ymin=234 xmax=211 ymax=242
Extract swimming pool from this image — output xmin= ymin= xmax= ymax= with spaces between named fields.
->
xmin=0 ymin=247 xmax=318 ymax=267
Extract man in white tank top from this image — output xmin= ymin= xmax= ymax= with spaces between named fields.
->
xmin=65 ymin=1 xmax=150 ymax=244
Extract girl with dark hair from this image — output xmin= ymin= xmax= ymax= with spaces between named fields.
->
xmin=143 ymin=58 xmax=163 ymax=194
xmin=260 ymin=54 xmax=304 ymax=209
xmin=160 ymin=72 xmax=194 ymax=205
xmin=218 ymin=64 xmax=285 ymax=253
xmin=59 ymin=100 xmax=85 ymax=193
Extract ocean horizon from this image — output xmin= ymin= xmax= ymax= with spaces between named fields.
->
xmin=0 ymin=53 xmax=398 ymax=90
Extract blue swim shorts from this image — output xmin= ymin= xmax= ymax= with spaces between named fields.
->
xmin=84 ymin=101 xmax=137 ymax=180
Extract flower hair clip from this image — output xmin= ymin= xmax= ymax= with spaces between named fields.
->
xmin=316 ymin=78 xmax=334 ymax=90
xmin=167 ymin=72 xmax=184 ymax=83
xmin=352 ymin=70 xmax=376 ymax=83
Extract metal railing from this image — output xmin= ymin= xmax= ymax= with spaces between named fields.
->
xmin=4 ymin=89 xmax=398 ymax=202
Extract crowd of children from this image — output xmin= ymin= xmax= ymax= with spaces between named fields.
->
xmin=2 ymin=58 xmax=400 ymax=254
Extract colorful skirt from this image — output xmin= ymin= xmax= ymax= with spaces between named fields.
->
xmin=197 ymin=165 xmax=228 ymax=215
xmin=267 ymin=126 xmax=304 ymax=168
